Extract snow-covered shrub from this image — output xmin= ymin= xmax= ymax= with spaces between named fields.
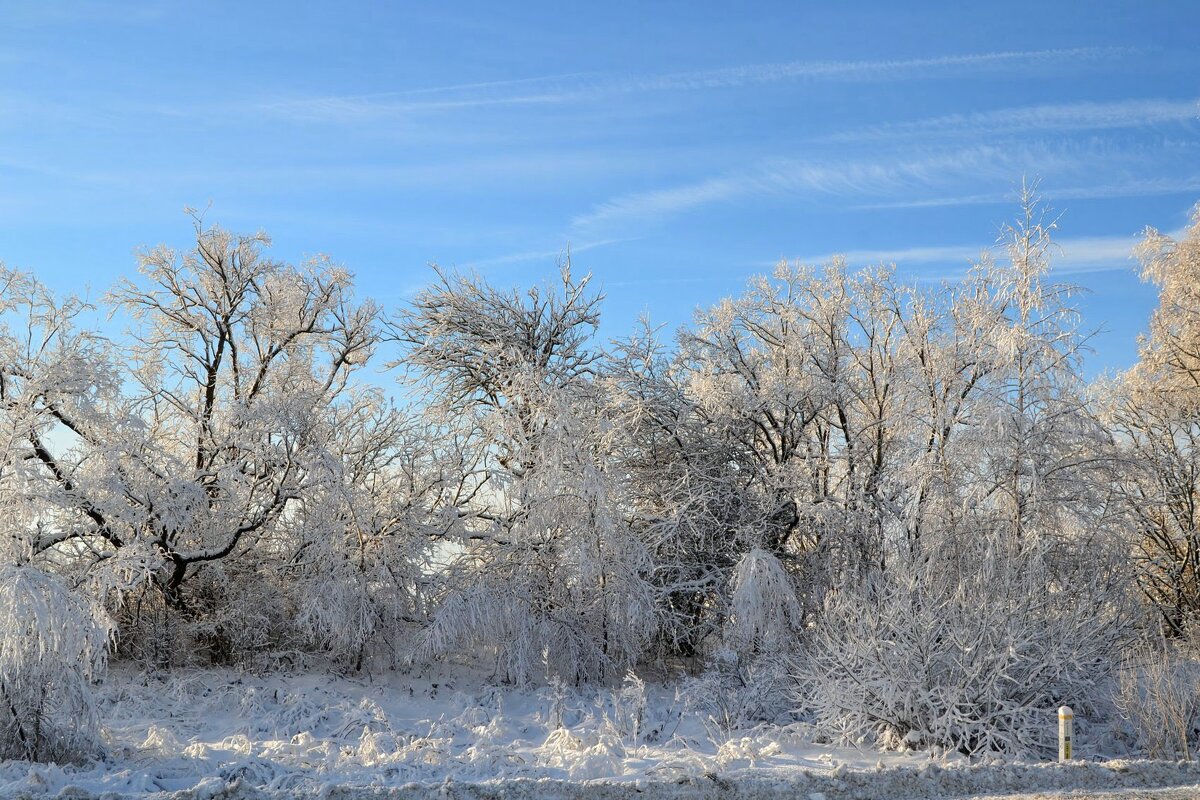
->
xmin=800 ymin=536 xmax=1133 ymax=756
xmin=679 ymin=650 xmax=796 ymax=734
xmin=0 ymin=565 xmax=111 ymax=762
xmin=724 ymin=547 xmax=803 ymax=657
xmin=1117 ymin=642 xmax=1200 ymax=760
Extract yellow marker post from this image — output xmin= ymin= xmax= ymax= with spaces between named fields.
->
xmin=1058 ymin=706 xmax=1073 ymax=761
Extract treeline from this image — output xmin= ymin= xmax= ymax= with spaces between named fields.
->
xmin=3 ymin=191 xmax=1200 ymax=760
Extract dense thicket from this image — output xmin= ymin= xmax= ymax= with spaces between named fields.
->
xmin=3 ymin=195 xmax=1199 ymax=759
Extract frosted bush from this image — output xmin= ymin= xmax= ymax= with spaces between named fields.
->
xmin=1117 ymin=643 xmax=1200 ymax=760
xmin=724 ymin=548 xmax=803 ymax=657
xmin=800 ymin=537 xmax=1132 ymax=756
xmin=679 ymin=650 xmax=796 ymax=734
xmin=0 ymin=565 xmax=111 ymax=762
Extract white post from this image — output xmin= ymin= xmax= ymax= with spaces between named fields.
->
xmin=1058 ymin=705 xmax=1073 ymax=761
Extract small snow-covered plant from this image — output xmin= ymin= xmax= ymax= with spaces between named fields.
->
xmin=0 ymin=565 xmax=111 ymax=762
xmin=542 ymin=676 xmax=570 ymax=730
xmin=609 ymin=671 xmax=647 ymax=743
xmin=1117 ymin=642 xmax=1200 ymax=760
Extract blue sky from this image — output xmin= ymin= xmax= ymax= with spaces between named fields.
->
xmin=2 ymin=0 xmax=1198 ymax=375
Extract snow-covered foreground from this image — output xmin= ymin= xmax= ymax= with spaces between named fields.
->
xmin=2 ymin=666 xmax=1198 ymax=800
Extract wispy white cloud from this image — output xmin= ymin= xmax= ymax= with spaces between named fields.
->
xmin=825 ymin=97 xmax=1200 ymax=142
xmin=256 ymin=88 xmax=579 ymax=122
xmin=857 ymin=175 xmax=1200 ymax=210
xmin=1049 ymin=234 xmax=1145 ymax=274
xmin=629 ymin=46 xmax=1136 ymax=91
xmin=458 ymin=238 xmax=635 ymax=271
xmin=256 ymin=47 xmax=1135 ymax=122
xmin=571 ymin=143 xmax=1097 ymax=230
xmin=794 ymin=229 xmax=1196 ymax=279
xmin=0 ymin=150 xmax=648 ymax=196
xmin=797 ymin=242 xmax=986 ymax=268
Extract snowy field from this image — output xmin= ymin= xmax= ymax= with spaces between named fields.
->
xmin=2 ymin=666 xmax=1198 ymax=800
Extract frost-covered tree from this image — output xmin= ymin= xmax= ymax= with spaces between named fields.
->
xmin=1105 ymin=205 xmax=1200 ymax=635
xmin=393 ymin=265 xmax=654 ymax=683
xmin=602 ymin=321 xmax=750 ymax=660
xmin=0 ymin=268 xmax=127 ymax=569
xmin=680 ymin=263 xmax=849 ymax=567
xmin=968 ymin=185 xmax=1113 ymax=548
xmin=724 ymin=547 xmax=803 ymax=656
xmin=3 ymin=217 xmax=397 ymax=665
xmin=666 ymin=261 xmax=932 ymax=649
xmin=799 ymin=194 xmax=1137 ymax=753
xmin=286 ymin=394 xmax=461 ymax=670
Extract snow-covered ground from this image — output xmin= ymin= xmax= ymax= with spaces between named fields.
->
xmin=2 ymin=665 xmax=1198 ymax=799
